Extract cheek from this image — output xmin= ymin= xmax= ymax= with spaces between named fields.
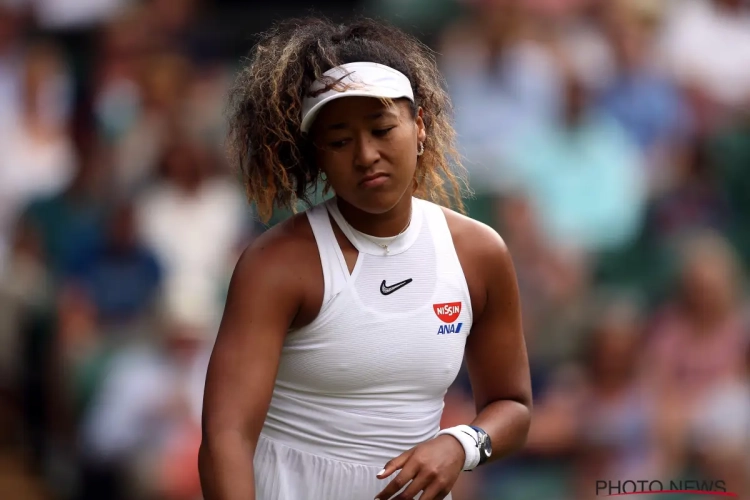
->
xmin=394 ymin=142 xmax=418 ymax=176
xmin=399 ymin=151 xmax=418 ymax=177
xmin=317 ymin=151 xmax=352 ymax=183
xmin=389 ymin=130 xmax=418 ymax=170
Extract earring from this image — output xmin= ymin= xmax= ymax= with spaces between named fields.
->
xmin=417 ymin=142 xmax=424 ymax=156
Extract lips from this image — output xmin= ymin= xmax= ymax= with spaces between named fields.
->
xmin=359 ymin=172 xmax=389 ymax=187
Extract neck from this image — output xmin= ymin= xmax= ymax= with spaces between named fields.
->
xmin=335 ymin=193 xmax=413 ymax=238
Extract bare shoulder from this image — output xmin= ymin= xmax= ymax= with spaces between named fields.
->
xmin=440 ymin=206 xmax=515 ymax=319
xmin=441 ymin=206 xmax=511 ymax=263
xmin=235 ymin=210 xmax=319 ymax=281
xmin=228 ymin=209 xmax=324 ymax=325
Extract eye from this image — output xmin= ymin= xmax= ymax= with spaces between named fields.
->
xmin=373 ymin=127 xmax=395 ymax=137
xmin=327 ymin=139 xmax=351 ymax=149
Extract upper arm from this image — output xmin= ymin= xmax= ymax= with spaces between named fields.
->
xmin=200 ymin=231 xmax=305 ymax=447
xmin=462 ymin=225 xmax=532 ymax=413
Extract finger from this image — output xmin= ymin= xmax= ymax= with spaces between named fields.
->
xmin=375 ymin=464 xmax=419 ymax=500
xmin=376 ymin=449 xmax=413 ymax=479
xmin=417 ymin=481 xmax=451 ymax=500
xmin=391 ymin=471 xmax=431 ymax=500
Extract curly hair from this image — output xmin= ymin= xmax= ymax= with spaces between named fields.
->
xmin=226 ymin=16 xmax=469 ymax=222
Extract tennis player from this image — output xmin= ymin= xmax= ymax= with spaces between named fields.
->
xmin=199 ymin=16 xmax=532 ymax=500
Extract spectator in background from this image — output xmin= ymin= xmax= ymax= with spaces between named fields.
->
xmin=524 ymin=296 xmax=665 ymax=500
xmin=553 ymin=0 xmax=618 ymax=94
xmin=80 ymin=294 xmax=211 ymax=500
xmin=20 ymin=133 xmax=107 ymax=281
xmin=506 ymin=62 xmax=647 ymax=255
xmin=0 ymin=41 xmax=76 ymax=269
xmin=645 ymin=136 xmax=732 ymax=244
xmin=574 ymin=298 xmax=663 ymax=489
xmin=181 ymin=62 xmax=232 ymax=155
xmin=597 ymin=0 xmax=691 ymax=191
xmin=112 ymin=51 xmax=193 ymax=196
xmin=658 ymin=0 xmax=750 ymax=117
xmin=496 ymin=194 xmax=592 ymax=384
xmin=93 ymin=5 xmax=153 ymax=154
xmin=68 ymin=201 xmax=162 ymax=329
xmin=644 ymin=230 xmax=749 ymax=474
xmin=690 ymin=338 xmax=750 ymax=498
xmin=438 ymin=0 xmax=562 ymax=194
xmin=135 ymin=138 xmax=250 ymax=330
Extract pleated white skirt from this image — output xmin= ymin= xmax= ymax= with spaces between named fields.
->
xmin=254 ymin=434 xmax=452 ymax=500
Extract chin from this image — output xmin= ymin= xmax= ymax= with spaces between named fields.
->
xmin=342 ymin=187 xmax=410 ymax=215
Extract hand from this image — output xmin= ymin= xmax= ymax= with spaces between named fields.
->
xmin=374 ymin=435 xmax=465 ymax=500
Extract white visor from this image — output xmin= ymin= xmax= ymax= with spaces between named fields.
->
xmin=300 ymin=62 xmax=414 ymax=134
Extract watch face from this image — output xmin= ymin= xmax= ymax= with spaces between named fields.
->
xmin=468 ymin=426 xmax=492 ymax=462
xmin=474 ymin=428 xmax=492 ymax=457
xmin=483 ymin=438 xmax=492 ymax=457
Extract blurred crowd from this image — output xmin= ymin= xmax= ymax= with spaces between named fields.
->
xmin=0 ymin=0 xmax=748 ymax=499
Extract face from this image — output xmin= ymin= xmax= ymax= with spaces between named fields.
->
xmin=680 ymin=250 xmax=736 ymax=317
xmin=310 ymin=96 xmax=426 ymax=215
xmin=591 ymin=324 xmax=639 ymax=383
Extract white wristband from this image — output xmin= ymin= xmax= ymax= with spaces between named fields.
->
xmin=435 ymin=425 xmax=480 ymax=471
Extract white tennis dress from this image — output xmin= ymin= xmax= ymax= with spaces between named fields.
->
xmin=253 ymin=197 xmax=473 ymax=500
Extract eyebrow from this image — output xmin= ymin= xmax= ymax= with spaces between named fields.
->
xmin=326 ymin=110 xmax=397 ymax=130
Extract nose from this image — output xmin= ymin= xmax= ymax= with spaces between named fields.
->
xmin=353 ymin=134 xmax=380 ymax=170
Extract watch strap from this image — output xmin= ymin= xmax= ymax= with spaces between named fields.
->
xmin=436 ymin=425 xmax=481 ymax=471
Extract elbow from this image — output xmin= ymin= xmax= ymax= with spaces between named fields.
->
xmin=511 ymin=389 xmax=534 ymax=430
xmin=477 ymin=393 xmax=532 ymax=421
xmin=503 ymin=397 xmax=532 ymax=452
xmin=504 ymin=399 xmax=532 ymax=456
xmin=480 ymin=396 xmax=533 ymax=455
xmin=517 ymin=402 xmax=533 ymax=450
xmin=515 ymin=391 xmax=533 ymax=415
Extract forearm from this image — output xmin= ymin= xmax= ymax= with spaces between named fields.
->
xmin=199 ymin=431 xmax=256 ymax=500
xmin=471 ymin=399 xmax=532 ymax=463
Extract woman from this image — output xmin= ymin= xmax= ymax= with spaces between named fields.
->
xmin=199 ymin=17 xmax=532 ymax=500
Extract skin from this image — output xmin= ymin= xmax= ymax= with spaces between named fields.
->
xmin=311 ymin=96 xmax=425 ymax=236
xmin=199 ymin=96 xmax=532 ymax=500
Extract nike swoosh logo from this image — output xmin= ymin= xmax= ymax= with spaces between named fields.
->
xmin=380 ymin=278 xmax=413 ymax=295
xmin=461 ymin=430 xmax=478 ymax=446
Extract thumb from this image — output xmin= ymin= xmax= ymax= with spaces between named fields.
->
xmin=376 ymin=449 xmax=413 ymax=479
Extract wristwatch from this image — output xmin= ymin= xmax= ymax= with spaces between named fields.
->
xmin=469 ymin=426 xmax=492 ymax=465
xmin=436 ymin=424 xmax=493 ymax=471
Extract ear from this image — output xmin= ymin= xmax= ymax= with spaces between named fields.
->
xmin=415 ymin=107 xmax=426 ymax=143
